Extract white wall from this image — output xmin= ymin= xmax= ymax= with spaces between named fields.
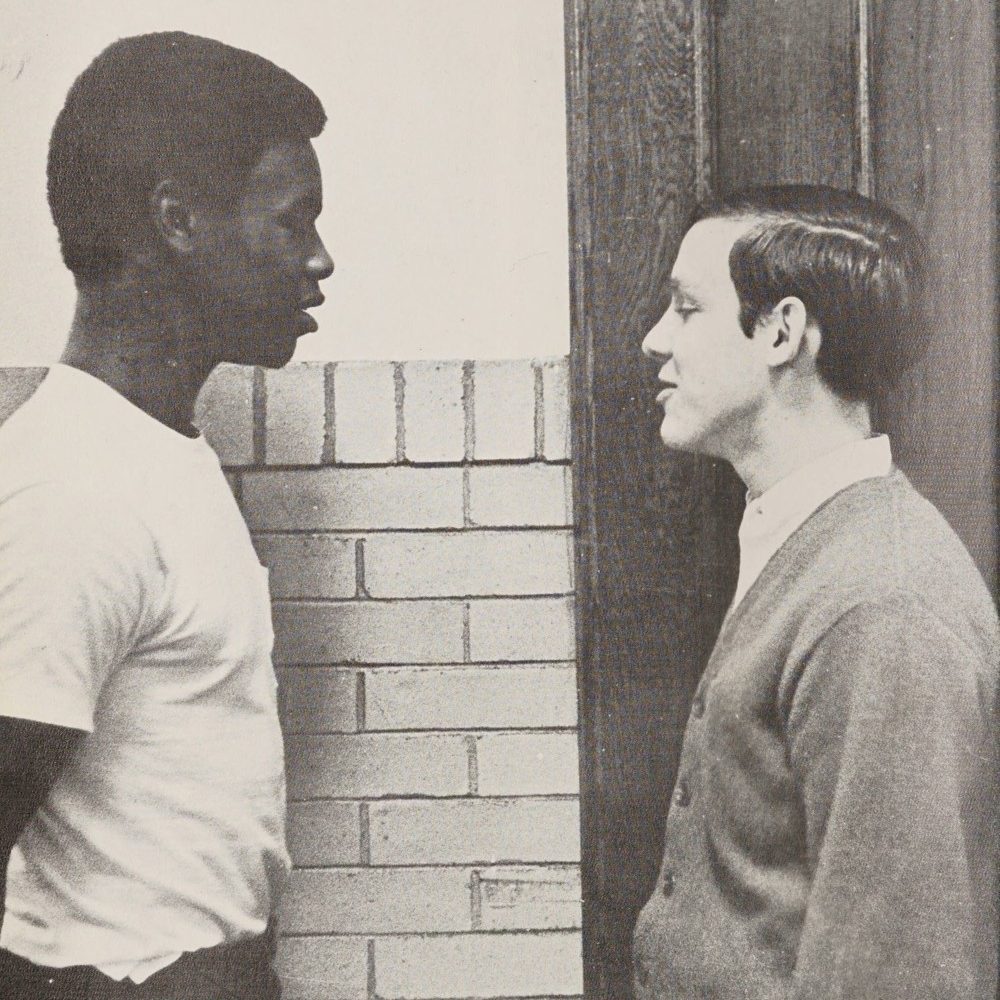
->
xmin=0 ymin=0 xmax=570 ymax=364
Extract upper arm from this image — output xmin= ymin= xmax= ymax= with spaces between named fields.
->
xmin=786 ymin=598 xmax=998 ymax=998
xmin=0 ymin=482 xmax=154 ymax=730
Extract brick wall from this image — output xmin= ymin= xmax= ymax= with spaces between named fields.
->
xmin=195 ymin=359 xmax=581 ymax=1000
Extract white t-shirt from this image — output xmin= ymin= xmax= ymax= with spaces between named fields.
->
xmin=0 ymin=364 xmax=289 ymax=981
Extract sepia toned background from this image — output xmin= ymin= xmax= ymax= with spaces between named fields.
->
xmin=0 ymin=0 xmax=571 ymax=364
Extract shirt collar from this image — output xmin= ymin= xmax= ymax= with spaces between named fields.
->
xmin=731 ymin=434 xmax=893 ymax=612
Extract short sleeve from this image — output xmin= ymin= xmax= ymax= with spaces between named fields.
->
xmin=0 ymin=481 xmax=156 ymax=732
xmin=786 ymin=595 xmax=999 ymax=999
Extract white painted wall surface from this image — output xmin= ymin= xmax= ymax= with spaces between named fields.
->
xmin=0 ymin=0 xmax=570 ymax=363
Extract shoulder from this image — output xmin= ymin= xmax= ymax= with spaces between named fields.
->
xmin=781 ymin=472 xmax=996 ymax=647
xmin=783 ymin=588 xmax=997 ymax=743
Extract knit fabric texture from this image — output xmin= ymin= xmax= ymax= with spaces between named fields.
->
xmin=633 ymin=469 xmax=999 ymax=999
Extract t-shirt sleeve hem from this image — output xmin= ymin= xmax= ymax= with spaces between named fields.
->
xmin=0 ymin=695 xmax=94 ymax=733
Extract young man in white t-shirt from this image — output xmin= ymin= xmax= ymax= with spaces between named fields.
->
xmin=0 ymin=31 xmax=333 ymax=999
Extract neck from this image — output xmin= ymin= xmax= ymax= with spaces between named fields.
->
xmin=729 ymin=385 xmax=873 ymax=499
xmin=60 ymin=271 xmax=215 ymax=436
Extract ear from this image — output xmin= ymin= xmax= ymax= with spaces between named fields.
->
xmin=756 ymin=296 xmax=819 ymax=369
xmin=150 ymin=179 xmax=196 ymax=254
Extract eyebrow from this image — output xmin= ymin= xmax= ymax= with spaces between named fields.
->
xmin=667 ymin=277 xmax=700 ymax=298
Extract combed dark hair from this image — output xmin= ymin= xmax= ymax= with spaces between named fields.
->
xmin=691 ymin=185 xmax=927 ymax=402
xmin=48 ymin=31 xmax=326 ymax=281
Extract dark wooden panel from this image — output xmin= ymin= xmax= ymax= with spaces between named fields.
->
xmin=870 ymin=0 xmax=997 ymax=593
xmin=565 ymin=2 xmax=741 ymax=997
xmin=714 ymin=0 xmax=858 ymax=189
xmin=0 ymin=367 xmax=45 ymax=424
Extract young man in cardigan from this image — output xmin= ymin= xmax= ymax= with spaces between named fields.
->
xmin=633 ymin=185 xmax=998 ymax=999
xmin=0 ymin=32 xmax=333 ymax=998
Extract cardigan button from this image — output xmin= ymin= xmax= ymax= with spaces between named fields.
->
xmin=635 ymin=960 xmax=650 ymax=987
xmin=661 ymin=870 xmax=675 ymax=897
xmin=673 ymin=779 xmax=691 ymax=807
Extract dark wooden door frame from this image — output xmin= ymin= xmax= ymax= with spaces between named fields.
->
xmin=565 ymin=2 xmax=996 ymax=998
xmin=564 ymin=4 xmax=742 ymax=997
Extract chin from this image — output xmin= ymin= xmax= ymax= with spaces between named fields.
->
xmin=234 ymin=329 xmax=299 ymax=369
xmin=658 ymin=417 xmax=712 ymax=457
xmin=256 ymin=344 xmax=298 ymax=369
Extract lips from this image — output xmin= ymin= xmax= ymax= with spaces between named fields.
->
xmin=295 ymin=293 xmax=324 ymax=334
xmin=299 ymin=293 xmax=325 ymax=311
xmin=656 ymin=382 xmax=677 ymax=404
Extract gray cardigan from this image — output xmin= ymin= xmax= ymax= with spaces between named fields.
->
xmin=633 ymin=470 xmax=999 ymax=999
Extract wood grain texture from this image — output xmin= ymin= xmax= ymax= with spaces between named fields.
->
xmin=714 ymin=0 xmax=857 ymax=189
xmin=870 ymin=0 xmax=997 ymax=593
xmin=565 ymin=1 xmax=740 ymax=996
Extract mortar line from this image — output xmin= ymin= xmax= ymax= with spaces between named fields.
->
xmin=394 ymin=362 xmax=406 ymax=463
xmin=354 ymin=538 xmax=370 ymax=598
xmin=465 ymin=734 xmax=479 ymax=795
xmin=356 ymin=669 xmax=367 ymax=731
xmin=322 ymin=362 xmax=337 ymax=464
xmin=252 ymin=367 xmax=267 ymax=466
xmin=533 ymin=362 xmax=545 ymax=459
xmin=366 ymin=938 xmax=376 ymax=1000
xmin=470 ymin=869 xmax=483 ymax=930
xmin=462 ymin=361 xmax=475 ymax=462
xmin=360 ymin=801 xmax=371 ymax=865
xmin=462 ymin=601 xmax=471 ymax=662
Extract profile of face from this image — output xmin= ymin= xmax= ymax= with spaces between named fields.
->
xmin=183 ymin=139 xmax=335 ymax=369
xmin=641 ymin=218 xmax=772 ymax=461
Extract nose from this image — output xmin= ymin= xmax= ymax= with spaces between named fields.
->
xmin=642 ymin=312 xmax=672 ymax=361
xmin=308 ymin=236 xmax=335 ymax=282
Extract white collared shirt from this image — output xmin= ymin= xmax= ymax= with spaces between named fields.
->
xmin=730 ymin=435 xmax=893 ymax=613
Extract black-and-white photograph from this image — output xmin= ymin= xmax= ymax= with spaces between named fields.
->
xmin=1 ymin=2 xmax=996 ymax=999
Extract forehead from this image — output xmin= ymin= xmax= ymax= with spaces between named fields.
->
xmin=240 ymin=140 xmax=323 ymax=211
xmin=671 ymin=217 xmax=757 ymax=293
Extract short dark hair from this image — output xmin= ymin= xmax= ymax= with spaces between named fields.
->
xmin=691 ymin=185 xmax=927 ymax=402
xmin=48 ymin=31 xmax=326 ymax=281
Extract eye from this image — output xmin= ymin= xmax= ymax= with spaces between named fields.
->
xmin=673 ymin=301 xmax=699 ymax=320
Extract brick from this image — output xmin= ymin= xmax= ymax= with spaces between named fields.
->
xmin=402 ymin=360 xmax=464 ymax=463
xmin=287 ymin=800 xmax=362 ymax=866
xmin=282 ymin=867 xmax=472 ymax=934
xmin=272 ymin=600 xmax=464 ymax=664
xmin=364 ymin=531 xmax=573 ymax=598
xmin=253 ymin=534 xmax=355 ymax=599
xmin=365 ymin=665 xmax=577 ymax=731
xmin=479 ymin=865 xmax=582 ymax=930
xmin=194 ymin=363 xmax=255 ymax=466
xmin=369 ymin=798 xmax=581 ymax=864
xmin=264 ymin=363 xmax=326 ymax=465
xmin=243 ymin=468 xmax=463 ymax=530
xmin=334 ymin=361 xmax=396 ymax=463
xmin=468 ymin=597 xmax=576 ymax=661
xmin=541 ymin=358 xmax=571 ymax=461
xmin=472 ymin=360 xmax=536 ymax=460
xmin=276 ymin=936 xmax=367 ymax=1000
xmin=476 ymin=733 xmax=580 ymax=796
xmin=285 ymin=733 xmax=469 ymax=799
xmin=468 ymin=465 xmax=572 ymax=527
xmin=279 ymin=668 xmax=357 ymax=733
xmin=375 ymin=932 xmax=583 ymax=998
xmin=0 ymin=366 xmax=44 ymax=425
